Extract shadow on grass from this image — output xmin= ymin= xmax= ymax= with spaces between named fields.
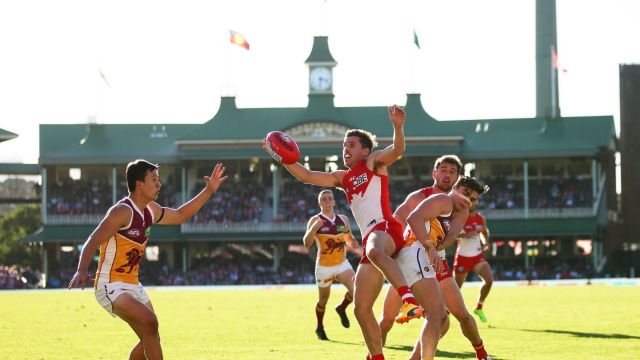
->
xmin=501 ymin=327 xmax=640 ymax=340
xmin=385 ymin=344 xmax=483 ymax=359
xmin=325 ymin=339 xmax=364 ymax=346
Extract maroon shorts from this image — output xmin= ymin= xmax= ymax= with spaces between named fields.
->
xmin=436 ymin=259 xmax=453 ymax=282
xmin=360 ymin=220 xmax=404 ymax=264
xmin=453 ymin=253 xmax=487 ymax=274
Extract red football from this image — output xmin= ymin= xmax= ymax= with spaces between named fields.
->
xmin=264 ymin=131 xmax=300 ymax=164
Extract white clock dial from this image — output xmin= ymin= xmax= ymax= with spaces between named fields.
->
xmin=309 ymin=67 xmax=332 ymax=91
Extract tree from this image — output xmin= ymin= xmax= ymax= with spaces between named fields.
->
xmin=0 ymin=205 xmax=42 ymax=268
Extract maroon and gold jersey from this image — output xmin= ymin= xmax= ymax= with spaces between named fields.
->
xmin=315 ymin=213 xmax=349 ymax=266
xmin=94 ymin=197 xmax=152 ymax=288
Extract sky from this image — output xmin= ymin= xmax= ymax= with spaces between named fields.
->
xmin=0 ymin=0 xmax=639 ymax=164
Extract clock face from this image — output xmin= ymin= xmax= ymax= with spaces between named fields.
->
xmin=309 ymin=67 xmax=332 ymax=91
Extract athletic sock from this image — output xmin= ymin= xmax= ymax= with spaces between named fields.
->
xmin=397 ymin=285 xmax=418 ymax=306
xmin=473 ymin=340 xmax=488 ymax=359
xmin=370 ymin=354 xmax=385 ymax=360
xmin=475 ymin=301 xmax=484 ymax=310
xmin=337 ymin=292 xmax=353 ymax=310
xmin=315 ymin=303 xmax=325 ymax=330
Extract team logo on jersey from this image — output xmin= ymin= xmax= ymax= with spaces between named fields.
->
xmin=352 ymin=173 xmax=368 ymax=189
xmin=458 ymin=266 xmax=466 ymax=273
xmin=115 ymin=248 xmax=143 ymax=274
xmin=320 ymin=227 xmax=329 ymax=232
xmin=337 ymin=225 xmax=345 ymax=232
xmin=322 ymin=238 xmax=345 ymax=254
xmin=442 ymin=219 xmax=450 ymax=232
xmin=126 ymin=229 xmax=141 ymax=237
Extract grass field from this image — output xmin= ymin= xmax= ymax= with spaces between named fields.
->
xmin=1 ymin=283 xmax=639 ymax=359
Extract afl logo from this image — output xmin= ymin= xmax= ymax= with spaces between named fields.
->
xmin=126 ymin=229 xmax=141 ymax=237
xmin=278 ymin=133 xmax=294 ymax=151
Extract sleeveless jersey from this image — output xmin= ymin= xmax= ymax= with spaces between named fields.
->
xmin=315 ymin=213 xmax=348 ymax=266
xmin=341 ymin=159 xmax=393 ymax=238
xmin=94 ymin=197 xmax=152 ymax=288
xmin=456 ymin=212 xmax=486 ymax=257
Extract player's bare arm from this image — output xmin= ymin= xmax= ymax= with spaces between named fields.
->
xmin=68 ymin=204 xmax=131 ymax=290
xmin=479 ymin=213 xmax=491 ymax=241
xmin=393 ymin=189 xmax=427 ymax=229
xmin=150 ymin=163 xmax=228 ymax=225
xmin=303 ymin=215 xmax=324 ymax=248
xmin=369 ymin=105 xmax=406 ymax=173
xmin=406 ymin=194 xmax=452 ymax=273
xmin=438 ymin=208 xmax=470 ymax=251
xmin=340 ymin=214 xmax=363 ymax=257
xmin=283 ymin=162 xmax=344 ymax=187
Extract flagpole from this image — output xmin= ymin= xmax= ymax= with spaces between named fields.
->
xmin=550 ymin=44 xmax=557 ymax=119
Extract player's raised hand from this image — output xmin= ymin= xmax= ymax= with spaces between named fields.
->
xmin=204 ymin=163 xmax=228 ymax=193
xmin=388 ymin=105 xmax=406 ymax=128
xmin=68 ymin=270 xmax=92 ymax=290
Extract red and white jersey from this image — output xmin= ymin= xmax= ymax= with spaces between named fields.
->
xmin=94 ymin=197 xmax=153 ymax=288
xmin=456 ymin=212 xmax=486 ymax=257
xmin=341 ymin=159 xmax=394 ymax=238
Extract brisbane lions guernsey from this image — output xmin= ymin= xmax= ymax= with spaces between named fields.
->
xmin=404 ymin=187 xmax=452 ymax=259
xmin=456 ymin=212 xmax=486 ymax=257
xmin=94 ymin=197 xmax=152 ymax=288
xmin=341 ymin=159 xmax=394 ymax=238
xmin=315 ymin=213 xmax=348 ymax=267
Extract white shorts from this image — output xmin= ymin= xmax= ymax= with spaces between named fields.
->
xmin=396 ymin=244 xmax=436 ymax=287
xmin=315 ymin=259 xmax=354 ymax=288
xmin=94 ymin=281 xmax=150 ymax=317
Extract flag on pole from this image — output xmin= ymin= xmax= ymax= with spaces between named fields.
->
xmin=413 ymin=29 xmax=421 ymax=49
xmin=552 ymin=49 xmax=568 ymax=73
xmin=229 ymin=30 xmax=250 ymax=50
xmin=99 ymin=68 xmax=111 ymax=87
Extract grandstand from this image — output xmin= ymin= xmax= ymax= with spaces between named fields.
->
xmin=8 ymin=25 xmax=617 ymax=288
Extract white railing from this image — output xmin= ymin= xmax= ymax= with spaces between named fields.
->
xmin=46 ymin=207 xmax=595 ymax=227
xmin=46 ymin=214 xmax=103 ymax=225
xmin=181 ymin=222 xmax=307 ymax=233
xmin=483 ymin=207 xmax=593 ymax=220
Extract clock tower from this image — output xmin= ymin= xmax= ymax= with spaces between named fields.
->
xmin=305 ymin=36 xmax=337 ymax=96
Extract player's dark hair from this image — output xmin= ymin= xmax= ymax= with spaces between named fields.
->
xmin=126 ymin=159 xmax=159 ymax=193
xmin=455 ymin=176 xmax=489 ymax=195
xmin=434 ymin=154 xmax=463 ymax=174
xmin=345 ymin=129 xmax=378 ymax=151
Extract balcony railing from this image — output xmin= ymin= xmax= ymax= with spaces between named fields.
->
xmin=45 ymin=206 xmax=595 ymax=227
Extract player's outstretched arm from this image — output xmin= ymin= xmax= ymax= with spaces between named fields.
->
xmin=303 ymin=216 xmax=323 ymax=248
xmin=68 ymin=205 xmax=131 ymax=290
xmin=283 ymin=162 xmax=344 ymax=188
xmin=152 ymin=163 xmax=228 ymax=225
xmin=370 ymin=105 xmax=406 ymax=168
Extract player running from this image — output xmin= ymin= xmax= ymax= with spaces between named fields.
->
xmin=454 ymin=201 xmax=493 ymax=323
xmin=68 ymin=160 xmax=227 ymax=360
xmin=305 ymin=189 xmax=363 ymax=340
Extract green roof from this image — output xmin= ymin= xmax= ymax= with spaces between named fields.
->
xmin=38 ymin=94 xmax=616 ymax=163
xmin=0 ymin=127 xmax=17 ymax=143
xmin=39 ymin=123 xmax=195 ymax=165
xmin=0 ymin=163 xmax=40 ymax=175
xmin=305 ymin=36 xmax=337 ymax=65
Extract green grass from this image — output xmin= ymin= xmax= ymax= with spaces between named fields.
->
xmin=1 ymin=284 xmax=639 ymax=359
